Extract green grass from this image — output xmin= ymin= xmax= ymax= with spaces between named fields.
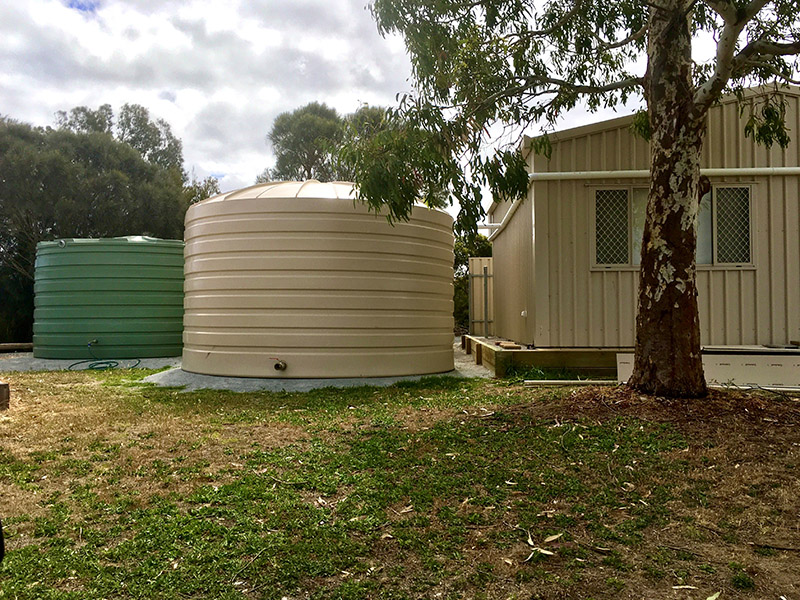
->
xmin=502 ymin=365 xmax=616 ymax=384
xmin=730 ymin=563 xmax=756 ymax=590
xmin=0 ymin=369 xmax=794 ymax=598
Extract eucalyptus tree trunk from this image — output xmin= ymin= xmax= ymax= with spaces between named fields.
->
xmin=627 ymin=1 xmax=708 ymax=398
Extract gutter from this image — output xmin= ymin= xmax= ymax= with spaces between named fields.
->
xmin=528 ymin=166 xmax=800 ymax=181
xmin=485 ymin=197 xmax=524 ymax=241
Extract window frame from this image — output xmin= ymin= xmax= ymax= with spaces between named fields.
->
xmin=710 ymin=185 xmax=754 ymax=267
xmin=590 ymin=183 xmax=755 ymax=271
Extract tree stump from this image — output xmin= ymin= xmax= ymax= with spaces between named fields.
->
xmin=0 ymin=382 xmax=9 ymax=411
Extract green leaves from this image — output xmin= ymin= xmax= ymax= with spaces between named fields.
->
xmin=743 ymin=94 xmax=792 ymax=149
xmin=266 ymin=102 xmax=344 ymax=182
xmin=347 ymin=0 xmax=800 ymax=239
xmin=260 ymin=103 xmax=391 ymax=184
xmin=630 ymin=110 xmax=651 ymax=141
xmin=342 ymin=0 xmax=651 ymax=233
xmin=57 ymin=103 xmax=185 ymax=176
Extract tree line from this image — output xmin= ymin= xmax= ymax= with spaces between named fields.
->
xmin=0 ymin=99 xmax=474 ymax=343
xmin=0 ymin=104 xmax=219 ymax=342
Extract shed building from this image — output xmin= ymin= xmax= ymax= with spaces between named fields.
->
xmin=487 ymin=87 xmax=800 ymax=353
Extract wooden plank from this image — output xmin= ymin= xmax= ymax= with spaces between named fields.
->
xmin=493 ymin=348 xmax=511 ymax=377
xmin=0 ymin=382 xmax=9 ymax=411
xmin=524 ymin=380 xmax=617 ymax=387
xmin=510 ymin=349 xmax=621 ymax=370
xmin=0 ymin=343 xmax=33 ymax=353
xmin=498 ymin=342 xmax=522 ymax=349
xmin=463 ymin=335 xmax=621 ymax=377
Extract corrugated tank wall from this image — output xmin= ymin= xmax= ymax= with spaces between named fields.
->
xmin=524 ymin=89 xmax=800 ymax=348
xmin=33 ymin=237 xmax=185 ymax=358
xmin=182 ymin=181 xmax=455 ymax=378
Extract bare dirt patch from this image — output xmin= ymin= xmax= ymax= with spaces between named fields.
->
xmin=476 ymin=385 xmax=800 ymax=599
xmin=0 ymin=371 xmax=309 ymax=519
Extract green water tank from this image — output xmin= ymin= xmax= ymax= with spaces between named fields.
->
xmin=33 ymin=236 xmax=184 ymax=359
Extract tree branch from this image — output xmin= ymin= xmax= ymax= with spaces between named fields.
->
xmin=694 ymin=0 xmax=797 ymax=117
xmin=528 ymin=1 xmax=585 ymax=37
xmin=706 ymin=0 xmax=770 ymax=24
xmin=539 ymin=76 xmax=645 ymax=94
xmin=591 ymin=24 xmax=649 ymax=51
xmin=693 ymin=0 xmax=772 ymax=110
xmin=741 ymin=0 xmax=772 ymax=23
xmin=704 ymin=0 xmax=738 ymax=23
xmin=735 ymin=38 xmax=800 ymax=64
xmin=734 ymin=59 xmax=800 ymax=84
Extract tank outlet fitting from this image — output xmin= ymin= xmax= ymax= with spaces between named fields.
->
xmin=272 ymin=359 xmax=287 ymax=371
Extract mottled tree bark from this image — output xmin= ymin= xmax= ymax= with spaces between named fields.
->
xmin=628 ymin=1 xmax=708 ymax=397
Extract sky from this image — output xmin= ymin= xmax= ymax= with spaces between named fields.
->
xmin=0 ymin=0 xmax=646 ymax=202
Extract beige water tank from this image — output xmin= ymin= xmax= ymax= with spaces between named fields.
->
xmin=182 ymin=180 xmax=454 ymax=378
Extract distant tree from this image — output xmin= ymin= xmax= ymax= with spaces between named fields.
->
xmin=335 ymin=105 xmax=390 ymax=181
xmin=55 ymin=104 xmax=113 ymax=134
xmin=254 ymin=167 xmax=274 ymax=184
xmin=0 ymin=116 xmax=185 ymax=342
xmin=57 ymin=103 xmax=185 ymax=176
xmin=260 ymin=103 xmax=393 ymax=184
xmin=345 ymin=105 xmax=388 ymax=137
xmin=183 ymin=174 xmax=221 ymax=206
xmin=454 ymin=234 xmax=492 ymax=278
xmin=266 ymin=102 xmax=343 ymax=182
xmin=116 ymin=104 xmax=184 ymax=175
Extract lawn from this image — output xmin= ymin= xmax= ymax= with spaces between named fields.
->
xmin=0 ymin=370 xmax=798 ymax=599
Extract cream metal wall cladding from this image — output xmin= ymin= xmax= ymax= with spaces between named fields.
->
xmin=182 ymin=181 xmax=454 ymax=378
xmin=488 ymin=87 xmax=800 ymax=349
xmin=468 ymin=257 xmax=494 ymax=336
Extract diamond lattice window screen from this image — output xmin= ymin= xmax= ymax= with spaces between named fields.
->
xmin=716 ymin=187 xmax=750 ymax=263
xmin=595 ymin=189 xmax=629 ymax=264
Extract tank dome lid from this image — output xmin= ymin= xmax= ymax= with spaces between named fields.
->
xmin=201 ymin=180 xmax=355 ymax=203
xmin=37 ymin=236 xmax=184 ymax=249
xmin=199 ymin=180 xmax=448 ymax=213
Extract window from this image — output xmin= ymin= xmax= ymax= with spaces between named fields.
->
xmin=595 ymin=189 xmax=629 ymax=264
xmin=715 ymin=187 xmax=751 ymax=263
xmin=594 ymin=186 xmax=751 ymax=267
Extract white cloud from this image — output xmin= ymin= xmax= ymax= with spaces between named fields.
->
xmin=1 ymin=0 xmax=648 ymax=212
xmin=0 ymin=0 xmax=413 ymax=188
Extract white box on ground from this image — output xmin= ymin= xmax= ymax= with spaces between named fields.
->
xmin=617 ymin=349 xmax=800 ymax=390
